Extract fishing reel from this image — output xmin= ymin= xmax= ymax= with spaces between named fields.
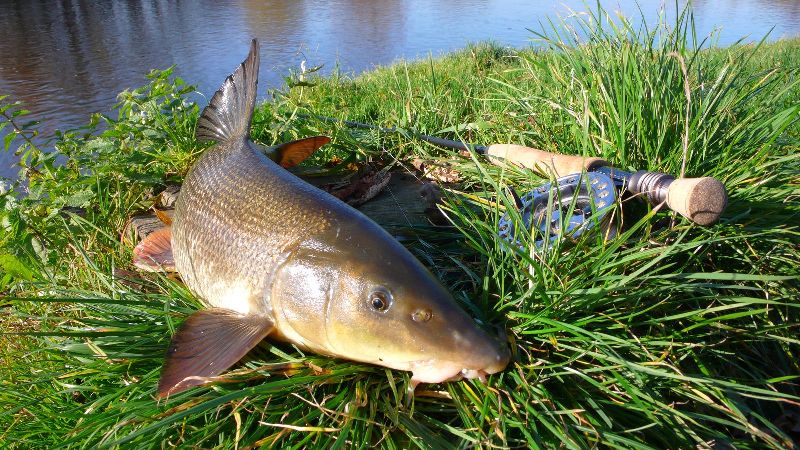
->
xmin=498 ymin=172 xmax=617 ymax=249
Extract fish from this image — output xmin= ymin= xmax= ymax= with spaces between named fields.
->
xmin=134 ymin=39 xmax=510 ymax=398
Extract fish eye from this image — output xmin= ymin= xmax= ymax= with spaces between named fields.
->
xmin=368 ymin=289 xmax=392 ymax=312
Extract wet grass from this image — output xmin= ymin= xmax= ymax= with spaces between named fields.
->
xmin=2 ymin=5 xmax=799 ymax=449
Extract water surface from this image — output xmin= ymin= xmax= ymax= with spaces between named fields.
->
xmin=1 ymin=0 xmax=799 ymax=179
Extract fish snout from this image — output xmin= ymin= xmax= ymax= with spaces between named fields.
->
xmin=409 ymin=334 xmax=510 ymax=385
xmin=443 ymin=324 xmax=510 ymax=381
xmin=470 ymin=332 xmax=511 ymax=376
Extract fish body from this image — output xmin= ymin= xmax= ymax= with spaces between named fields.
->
xmin=143 ymin=40 xmax=509 ymax=397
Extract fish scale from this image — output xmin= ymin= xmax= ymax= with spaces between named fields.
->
xmin=173 ymin=136 xmax=335 ymax=314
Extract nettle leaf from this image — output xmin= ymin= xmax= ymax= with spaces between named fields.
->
xmin=1 ymin=213 xmax=12 ymax=231
xmin=64 ymin=189 xmax=95 ymax=208
xmin=11 ymin=108 xmax=30 ymax=118
xmin=142 ymin=128 xmax=162 ymax=139
xmin=3 ymin=131 xmax=17 ymax=152
xmin=83 ymin=138 xmax=117 ymax=156
xmin=0 ymin=253 xmax=34 ymax=281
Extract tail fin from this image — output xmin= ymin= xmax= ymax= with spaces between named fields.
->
xmin=195 ymin=39 xmax=260 ymax=143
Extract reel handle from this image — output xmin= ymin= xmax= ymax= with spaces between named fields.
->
xmin=628 ymin=171 xmax=728 ymax=226
xmin=484 ymin=144 xmax=609 ymax=176
xmin=483 ymin=144 xmax=728 ymax=225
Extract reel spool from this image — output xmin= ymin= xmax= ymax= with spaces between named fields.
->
xmin=498 ymin=172 xmax=617 ymax=248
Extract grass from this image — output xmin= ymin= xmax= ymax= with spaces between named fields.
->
xmin=2 ymin=4 xmax=800 ymax=449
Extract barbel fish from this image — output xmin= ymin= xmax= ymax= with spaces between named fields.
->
xmin=134 ymin=39 xmax=509 ymax=397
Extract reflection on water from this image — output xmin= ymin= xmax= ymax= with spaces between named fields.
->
xmin=1 ymin=0 xmax=799 ymax=179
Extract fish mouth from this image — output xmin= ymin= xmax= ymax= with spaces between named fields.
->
xmin=408 ymin=358 xmax=507 ymax=384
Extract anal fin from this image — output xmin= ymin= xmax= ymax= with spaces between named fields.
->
xmin=133 ymin=227 xmax=175 ymax=272
xmin=157 ymin=308 xmax=274 ymax=398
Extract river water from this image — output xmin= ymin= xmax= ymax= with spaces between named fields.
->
xmin=1 ymin=0 xmax=799 ymax=180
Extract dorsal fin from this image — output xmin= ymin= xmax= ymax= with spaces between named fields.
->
xmin=195 ymin=39 xmax=260 ymax=143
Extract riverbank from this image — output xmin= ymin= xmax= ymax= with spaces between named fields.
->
xmin=1 ymin=10 xmax=799 ymax=449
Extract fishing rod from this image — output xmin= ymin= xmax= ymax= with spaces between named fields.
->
xmin=305 ymin=114 xmax=728 ymax=228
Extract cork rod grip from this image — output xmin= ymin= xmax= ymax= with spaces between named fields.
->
xmin=665 ymin=177 xmax=728 ymax=226
xmin=485 ymin=144 xmax=608 ymax=177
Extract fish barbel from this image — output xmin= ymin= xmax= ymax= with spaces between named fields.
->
xmin=135 ymin=40 xmax=509 ymax=397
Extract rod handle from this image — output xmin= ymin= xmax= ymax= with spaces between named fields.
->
xmin=628 ymin=171 xmax=727 ymax=225
xmin=484 ymin=144 xmax=608 ymax=176
xmin=666 ymin=177 xmax=728 ymax=225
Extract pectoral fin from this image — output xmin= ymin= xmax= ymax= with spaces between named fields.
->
xmin=157 ymin=308 xmax=274 ymax=398
xmin=269 ymin=135 xmax=331 ymax=168
xmin=133 ymin=227 xmax=175 ymax=272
